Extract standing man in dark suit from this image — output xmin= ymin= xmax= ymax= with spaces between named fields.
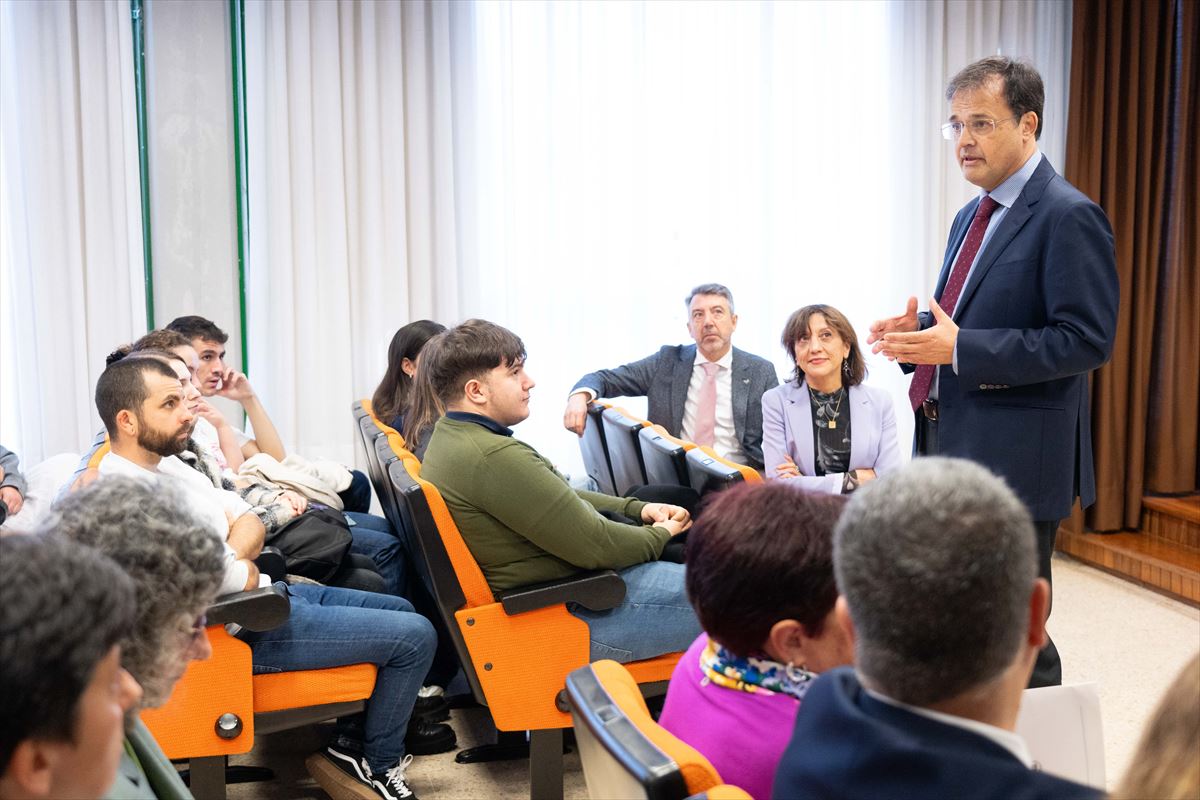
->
xmin=773 ymin=458 xmax=1100 ymax=800
xmin=563 ymin=283 xmax=779 ymax=470
xmin=869 ymin=57 xmax=1119 ymax=687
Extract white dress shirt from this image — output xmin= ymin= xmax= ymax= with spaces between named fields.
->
xmin=865 ymin=687 xmax=1034 ymax=767
xmin=680 ymin=348 xmax=746 ymax=465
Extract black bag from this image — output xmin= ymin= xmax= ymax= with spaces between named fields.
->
xmin=265 ymin=505 xmax=354 ymax=583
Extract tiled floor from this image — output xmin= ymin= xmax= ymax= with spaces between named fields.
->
xmin=229 ymin=554 xmax=1200 ymax=799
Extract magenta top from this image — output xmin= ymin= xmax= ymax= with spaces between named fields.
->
xmin=658 ymin=634 xmax=802 ymax=800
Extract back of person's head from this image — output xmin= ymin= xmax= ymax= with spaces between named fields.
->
xmin=402 ymin=332 xmax=448 ymax=448
xmin=372 ymin=320 xmax=448 ymax=422
xmin=686 ymin=482 xmax=848 ymax=669
xmin=1113 ymin=653 xmax=1200 ymax=800
xmin=165 ymin=314 xmax=228 ymax=344
xmin=130 ymin=329 xmax=190 ymax=353
xmin=94 ymin=355 xmax=179 ymax=437
xmin=0 ymin=533 xmax=139 ymax=798
xmin=426 ymin=319 xmax=526 ymax=407
xmin=51 ymin=477 xmax=226 ymax=706
xmin=834 ymin=457 xmax=1037 ymax=705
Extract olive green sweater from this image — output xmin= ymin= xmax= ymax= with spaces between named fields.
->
xmin=421 ymin=416 xmax=671 ymax=592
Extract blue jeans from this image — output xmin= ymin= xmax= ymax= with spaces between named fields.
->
xmin=345 ymin=512 xmax=408 ymax=598
xmin=237 ymin=583 xmax=436 ymax=772
xmin=348 ymin=512 xmax=461 ymax=688
xmin=567 ymin=561 xmax=701 ymax=663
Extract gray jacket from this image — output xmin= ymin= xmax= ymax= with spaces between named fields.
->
xmin=0 ymin=446 xmax=27 ymax=497
xmin=572 ymin=344 xmax=779 ymax=469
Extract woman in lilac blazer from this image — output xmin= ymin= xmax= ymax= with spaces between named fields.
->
xmin=761 ymin=305 xmax=901 ymax=494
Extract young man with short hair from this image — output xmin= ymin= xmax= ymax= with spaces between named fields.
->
xmin=422 ymin=319 xmax=701 ymax=663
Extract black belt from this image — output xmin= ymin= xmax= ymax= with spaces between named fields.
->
xmin=921 ymin=400 xmax=939 ymax=421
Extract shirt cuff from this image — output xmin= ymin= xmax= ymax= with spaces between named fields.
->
xmin=952 ymin=341 xmax=959 ymax=374
xmin=571 ymin=387 xmax=597 ymax=402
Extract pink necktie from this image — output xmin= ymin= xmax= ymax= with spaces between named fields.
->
xmin=909 ymin=195 xmax=1001 ymax=411
xmin=693 ymin=362 xmax=719 ymax=447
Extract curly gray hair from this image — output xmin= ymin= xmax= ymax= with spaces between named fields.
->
xmin=47 ymin=477 xmax=226 ymax=707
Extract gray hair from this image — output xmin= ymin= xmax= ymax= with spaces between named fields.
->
xmin=684 ymin=283 xmax=735 ymax=314
xmin=47 ymin=477 xmax=226 ymax=708
xmin=946 ymin=56 xmax=1045 ymax=140
xmin=833 ymin=457 xmax=1037 ymax=705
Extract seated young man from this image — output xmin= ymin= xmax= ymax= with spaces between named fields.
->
xmin=420 ymin=319 xmax=701 ymax=663
xmin=90 ymin=354 xmax=454 ymax=799
xmin=0 ymin=534 xmax=143 ymax=800
xmin=165 ymin=315 xmax=372 ymax=512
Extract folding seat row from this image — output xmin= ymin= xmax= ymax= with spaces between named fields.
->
xmin=565 ymin=659 xmax=751 ymax=800
xmin=580 ymin=402 xmax=762 ymax=497
xmin=140 ymin=563 xmax=377 ymax=799
xmin=363 ymin=402 xmax=683 ymax=799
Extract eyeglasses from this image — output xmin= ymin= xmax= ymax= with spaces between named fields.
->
xmin=941 ymin=117 xmax=1019 ymax=141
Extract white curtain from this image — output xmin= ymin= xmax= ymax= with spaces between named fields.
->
xmin=243 ymin=0 xmax=461 ymax=464
xmin=0 ymin=0 xmax=145 ymax=462
xmin=453 ymin=0 xmax=1072 ymax=474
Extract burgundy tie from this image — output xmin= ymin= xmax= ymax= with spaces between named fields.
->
xmin=908 ymin=195 xmax=1001 ymax=411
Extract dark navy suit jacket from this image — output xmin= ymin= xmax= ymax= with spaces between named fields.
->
xmin=771 ymin=668 xmax=1100 ymax=800
xmin=919 ymin=157 xmax=1118 ymax=521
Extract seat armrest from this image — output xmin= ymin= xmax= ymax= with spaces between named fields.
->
xmin=255 ymin=546 xmax=287 ymax=582
xmin=207 ymin=584 xmax=290 ymax=631
xmin=497 ymin=569 xmax=626 ymax=614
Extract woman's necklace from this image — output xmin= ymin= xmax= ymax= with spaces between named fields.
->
xmin=809 ymin=384 xmax=845 ymax=429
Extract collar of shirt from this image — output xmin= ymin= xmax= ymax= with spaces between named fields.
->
xmin=692 ymin=347 xmax=734 ymax=370
xmin=864 ymin=686 xmax=1034 ymax=768
xmin=984 ymin=148 xmax=1042 ymax=209
xmin=445 ymin=410 xmax=514 ymax=437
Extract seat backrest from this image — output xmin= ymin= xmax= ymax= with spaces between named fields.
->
xmin=685 ymin=447 xmax=762 ymax=495
xmin=567 ymin=660 xmax=722 ymax=800
xmin=580 ymin=401 xmax=618 ymax=495
xmin=638 ymin=425 xmax=693 ymax=487
xmin=601 ymin=407 xmax=651 ymax=495
xmin=1016 ymin=683 xmax=1106 ymax=788
xmin=388 ymin=456 xmax=490 ymax=703
xmin=353 ymin=400 xmax=390 ymax=502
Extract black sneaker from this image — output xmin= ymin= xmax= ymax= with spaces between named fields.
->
xmin=324 ymin=740 xmax=371 ymax=784
xmin=371 ymin=754 xmax=417 ymax=800
xmin=405 ymin=716 xmax=457 ymax=756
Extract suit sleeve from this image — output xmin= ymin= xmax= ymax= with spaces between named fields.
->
xmin=760 ymin=388 xmax=790 ymax=479
xmin=956 ymin=200 xmax=1119 ymax=387
xmin=0 ymin=446 xmax=27 ymax=496
xmin=571 ymin=350 xmax=663 ymax=399
xmin=866 ymin=393 xmax=903 ymax=476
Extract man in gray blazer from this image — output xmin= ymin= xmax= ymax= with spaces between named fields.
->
xmin=563 ymin=284 xmax=779 ymax=470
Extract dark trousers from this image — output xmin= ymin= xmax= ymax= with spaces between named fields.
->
xmin=917 ymin=414 xmax=1063 ymax=687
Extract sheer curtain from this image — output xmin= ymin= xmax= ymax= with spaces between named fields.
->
xmin=243 ymin=0 xmax=462 ymax=464
xmin=454 ymin=0 xmax=1072 ymax=473
xmin=0 ymin=0 xmax=146 ymax=462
